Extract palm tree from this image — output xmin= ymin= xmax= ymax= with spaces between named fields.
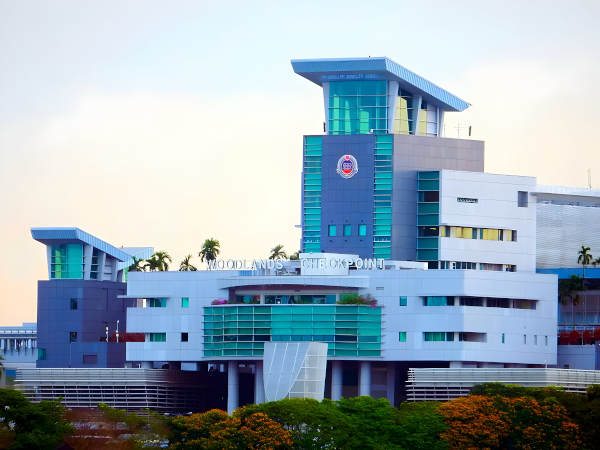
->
xmin=593 ymin=257 xmax=600 ymax=267
xmin=127 ymin=256 xmax=145 ymax=272
xmin=144 ymin=255 xmax=161 ymax=272
xmin=179 ymin=254 xmax=198 ymax=271
xmin=269 ymin=244 xmax=287 ymax=260
xmin=199 ymin=238 xmax=220 ymax=262
xmin=578 ymin=245 xmax=593 ymax=279
xmin=153 ymin=251 xmax=172 ymax=271
xmin=289 ymin=251 xmax=300 ymax=261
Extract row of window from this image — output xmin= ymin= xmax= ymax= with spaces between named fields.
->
xmin=328 ymin=224 xmax=367 ymax=237
xmin=438 ymin=261 xmax=517 ymax=272
xmin=439 ymin=226 xmax=518 ymax=241
xmin=398 ymin=332 xmax=549 ymax=345
xmin=399 ymin=296 xmax=536 ymax=309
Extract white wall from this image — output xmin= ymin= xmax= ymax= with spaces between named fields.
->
xmin=439 ymin=170 xmax=536 ymax=271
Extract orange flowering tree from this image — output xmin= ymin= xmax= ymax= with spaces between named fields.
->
xmin=169 ymin=408 xmax=292 ymax=449
xmin=439 ymin=394 xmax=580 ymax=450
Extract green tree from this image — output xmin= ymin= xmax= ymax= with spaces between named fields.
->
xmin=558 ymin=275 xmax=585 ymax=305
xmin=153 ymin=251 xmax=172 ymax=271
xmin=199 ymin=238 xmax=220 ymax=262
xmin=179 ymin=254 xmax=198 ymax=271
xmin=0 ymin=388 xmax=74 ymax=449
xmin=395 ymin=402 xmax=447 ymax=450
xmin=289 ymin=251 xmax=300 ymax=261
xmin=578 ymin=245 xmax=593 ymax=280
xmin=127 ymin=256 xmax=145 ymax=272
xmin=269 ymin=244 xmax=287 ymax=260
xmin=144 ymin=254 xmax=160 ymax=272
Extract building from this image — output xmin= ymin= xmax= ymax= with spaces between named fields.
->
xmin=0 ymin=323 xmax=37 ymax=380
xmin=31 ymin=227 xmax=152 ymax=368
xmin=17 ymin=56 xmax=600 ymax=410
xmin=124 ymin=252 xmax=556 ymax=411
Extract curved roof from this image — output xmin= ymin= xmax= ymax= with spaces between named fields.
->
xmin=291 ymin=57 xmax=470 ymax=112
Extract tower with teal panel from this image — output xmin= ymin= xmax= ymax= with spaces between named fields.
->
xmin=293 ymin=57 xmax=477 ymax=262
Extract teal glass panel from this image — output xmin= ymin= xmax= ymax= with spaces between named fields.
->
xmin=418 ymin=171 xmax=439 ymax=180
xmin=418 ymin=179 xmax=440 ymax=191
xmin=328 ymin=225 xmax=336 ymax=237
xmin=358 ymin=224 xmax=367 ymax=236
xmin=416 ymin=215 xmax=439 ymax=226
xmin=399 ymin=296 xmax=407 ymax=306
xmin=416 ymin=249 xmax=438 ymax=260
xmin=328 ymin=81 xmax=388 ymax=135
xmin=148 ymin=298 xmax=167 ymax=308
xmin=50 ymin=243 xmax=83 ymax=279
xmin=425 ymin=296 xmax=449 ymax=306
xmin=343 ymin=224 xmax=352 ymax=236
xmin=148 ymin=333 xmax=166 ymax=342
xmin=417 ymin=203 xmax=439 ymax=214
xmin=181 ymin=297 xmax=189 ymax=308
xmin=417 ymin=237 xmax=438 ymax=249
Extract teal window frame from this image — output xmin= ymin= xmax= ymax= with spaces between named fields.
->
xmin=358 ymin=224 xmax=367 ymax=236
xmin=343 ymin=224 xmax=352 ymax=237
xmin=399 ymin=331 xmax=407 ymax=342
xmin=148 ymin=333 xmax=167 ymax=342
xmin=399 ymin=296 xmax=407 ymax=306
xmin=328 ymin=225 xmax=337 ymax=237
xmin=148 ymin=298 xmax=167 ymax=308
xmin=181 ymin=297 xmax=189 ymax=308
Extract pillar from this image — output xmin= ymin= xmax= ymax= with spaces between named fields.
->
xmin=386 ymin=364 xmax=396 ymax=406
xmin=227 ymin=361 xmax=239 ymax=414
xmin=359 ymin=362 xmax=371 ymax=397
xmin=254 ymin=361 xmax=265 ymax=404
xmin=331 ymin=360 xmax=343 ymax=401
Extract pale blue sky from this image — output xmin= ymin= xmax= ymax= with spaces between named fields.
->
xmin=1 ymin=0 xmax=599 ymax=324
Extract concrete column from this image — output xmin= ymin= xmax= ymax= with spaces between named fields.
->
xmin=227 ymin=361 xmax=239 ymax=414
xmin=331 ymin=360 xmax=343 ymax=401
xmin=387 ymin=80 xmax=399 ymax=133
xmin=386 ymin=364 xmax=396 ymax=406
xmin=322 ymin=82 xmax=330 ymax=134
xmin=254 ymin=361 xmax=265 ymax=404
xmin=359 ymin=361 xmax=371 ymax=397
xmin=412 ymin=95 xmax=422 ymax=135
xmin=83 ymin=244 xmax=93 ymax=280
xmin=46 ymin=246 xmax=53 ymax=279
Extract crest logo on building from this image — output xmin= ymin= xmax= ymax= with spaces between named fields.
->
xmin=336 ymin=154 xmax=358 ymax=179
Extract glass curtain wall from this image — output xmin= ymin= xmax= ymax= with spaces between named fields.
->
xmin=303 ymin=136 xmax=323 ymax=252
xmin=50 ymin=244 xmax=84 ymax=279
xmin=373 ymin=135 xmax=393 ymax=258
xmin=328 ymin=81 xmax=388 ymax=135
xmin=393 ymin=89 xmax=415 ymax=134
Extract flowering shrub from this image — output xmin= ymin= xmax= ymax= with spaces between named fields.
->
xmin=337 ymin=293 xmax=377 ymax=308
xmin=211 ymin=299 xmax=228 ymax=305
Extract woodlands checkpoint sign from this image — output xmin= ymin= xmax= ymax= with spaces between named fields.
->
xmin=206 ymin=254 xmax=385 ymax=276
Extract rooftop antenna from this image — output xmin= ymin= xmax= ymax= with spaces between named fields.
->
xmin=588 ymin=169 xmax=592 ymax=190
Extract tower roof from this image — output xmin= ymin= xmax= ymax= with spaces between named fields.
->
xmin=291 ymin=57 xmax=469 ymax=112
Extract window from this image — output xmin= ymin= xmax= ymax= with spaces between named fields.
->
xmin=523 ymin=334 xmax=527 ymax=344
xmin=82 ymin=354 xmax=98 ymax=364
xmin=424 ymin=332 xmax=454 ymax=342
xmin=328 ymin=225 xmax=337 ymax=237
xmin=518 ymin=191 xmax=528 ymax=207
xmin=501 ymin=333 xmax=505 ymax=344
xmin=399 ymin=296 xmax=407 ymax=306
xmin=37 ymin=348 xmax=47 ymax=360
xmin=358 ymin=224 xmax=367 ymax=236
xmin=181 ymin=297 xmax=189 ymax=308
xmin=69 ymin=331 xmax=78 ymax=343
xmin=545 ymin=335 xmax=548 ymax=346
xmin=70 ymin=298 xmax=78 ymax=310
xmin=534 ymin=335 xmax=538 ymax=345
xmin=148 ymin=333 xmax=166 ymax=342
xmin=342 ymin=224 xmax=352 ymax=237
xmin=424 ymin=296 xmax=452 ymax=306
xmin=398 ymin=332 xmax=407 ymax=342
xmin=481 ymin=228 xmax=500 ymax=240
xmin=181 ymin=332 xmax=189 ymax=342
xmin=148 ymin=298 xmax=167 ymax=308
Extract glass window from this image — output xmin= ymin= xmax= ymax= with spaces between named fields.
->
xmin=328 ymin=80 xmax=388 ymax=135
xmin=148 ymin=333 xmax=167 ymax=342
xmin=398 ymin=331 xmax=407 ymax=342
xmin=328 ymin=225 xmax=337 ymax=237
xmin=424 ymin=296 xmax=450 ymax=306
xmin=502 ymin=333 xmax=505 ymax=344
xmin=70 ymin=298 xmax=78 ymax=310
xmin=181 ymin=332 xmax=189 ymax=342
xmin=534 ymin=335 xmax=538 ymax=345
xmin=148 ymin=298 xmax=167 ymax=308
xmin=343 ymin=224 xmax=352 ymax=237
xmin=50 ymin=243 xmax=84 ymax=279
xmin=399 ymin=296 xmax=407 ymax=306
xmin=37 ymin=348 xmax=47 ymax=360
xmin=523 ymin=334 xmax=527 ymax=344
xmin=545 ymin=335 xmax=548 ymax=346
xmin=518 ymin=191 xmax=528 ymax=207
xmin=482 ymin=229 xmax=500 ymax=240
xmin=181 ymin=297 xmax=189 ymax=308
xmin=69 ymin=331 xmax=77 ymax=343
xmin=358 ymin=224 xmax=367 ymax=236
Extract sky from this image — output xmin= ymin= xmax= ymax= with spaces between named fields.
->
xmin=1 ymin=0 xmax=599 ymax=325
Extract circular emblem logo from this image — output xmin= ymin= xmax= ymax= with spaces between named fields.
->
xmin=336 ymin=154 xmax=358 ymax=179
